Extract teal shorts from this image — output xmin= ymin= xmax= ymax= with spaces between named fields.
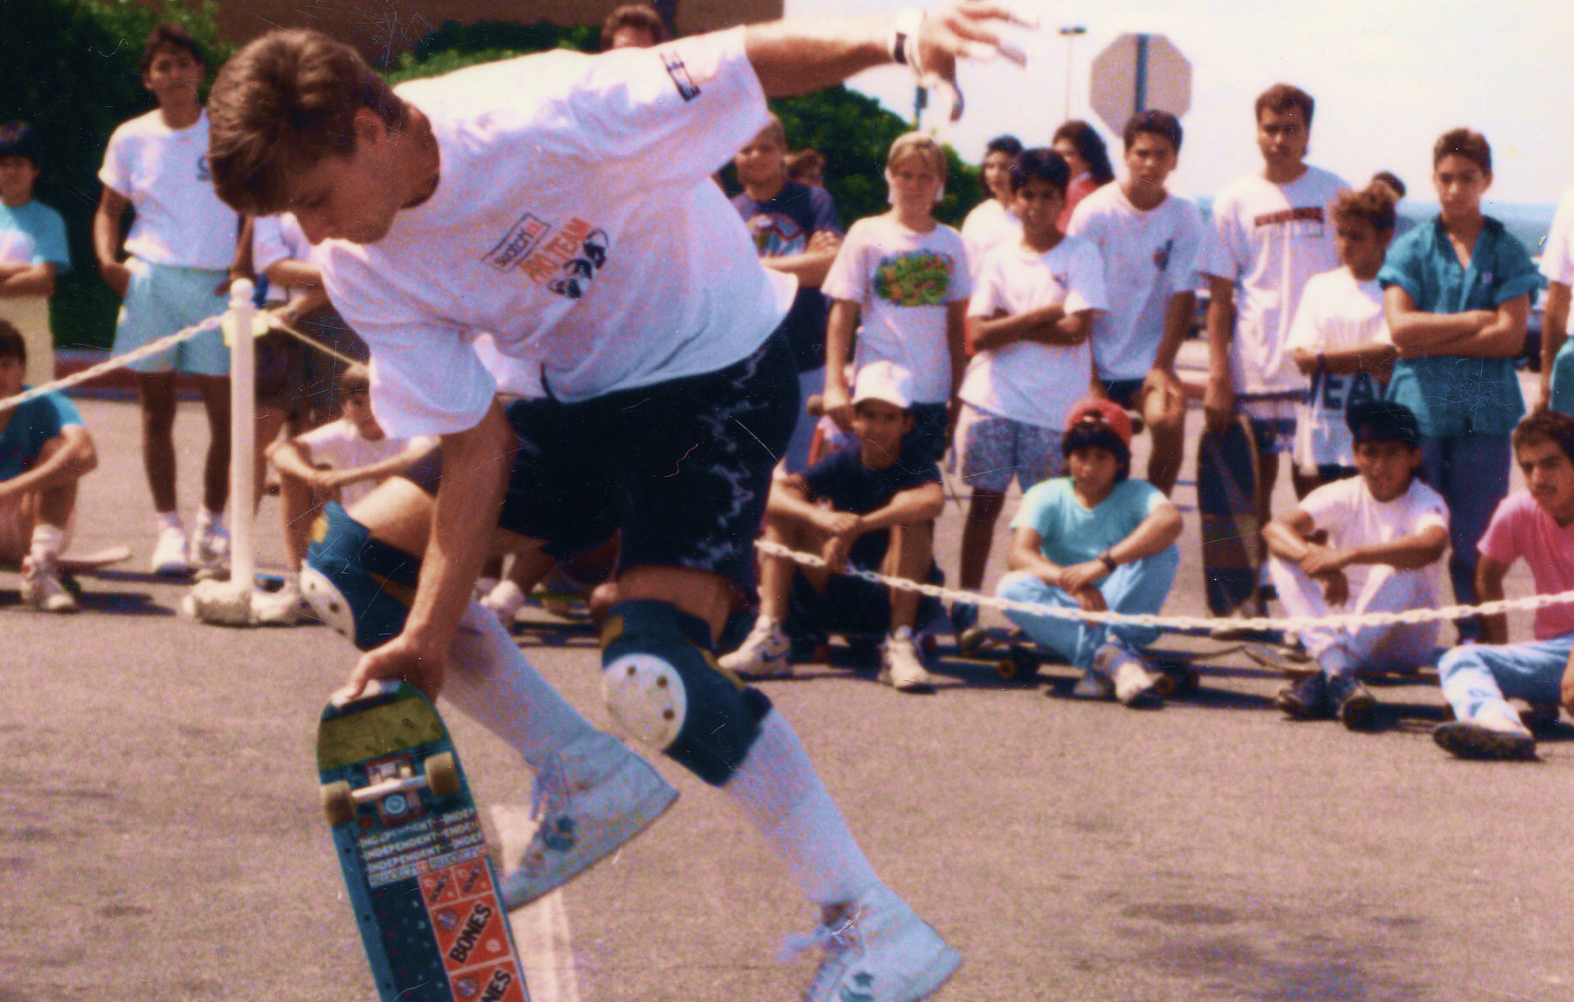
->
xmin=113 ymin=261 xmax=231 ymax=377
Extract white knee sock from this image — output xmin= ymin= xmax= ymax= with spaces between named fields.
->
xmin=440 ymin=601 xmax=598 ymax=770
xmin=723 ymin=709 xmax=880 ymax=908
xmin=29 ymin=525 xmax=64 ymax=568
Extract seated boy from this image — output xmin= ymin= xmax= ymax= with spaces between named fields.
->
xmin=995 ymin=398 xmax=1183 ymax=707
xmin=722 ymin=361 xmax=946 ymax=691
xmin=259 ymin=364 xmax=435 ymax=624
xmin=1264 ymin=399 xmax=1448 ymax=728
xmin=0 ymin=321 xmax=98 ymax=611
xmin=1432 ymin=410 xmax=1574 ymax=761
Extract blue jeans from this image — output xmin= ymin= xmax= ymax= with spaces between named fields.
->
xmin=1437 ymin=634 xmax=1574 ymax=721
xmin=996 ymin=547 xmax=1179 ymax=671
xmin=1421 ymin=432 xmax=1510 ymax=638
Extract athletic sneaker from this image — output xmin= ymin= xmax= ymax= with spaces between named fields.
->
xmin=1433 ymin=713 xmax=1537 ymax=761
xmin=878 ymin=626 xmax=935 ymax=692
xmin=254 ymin=580 xmax=309 ymax=626
xmin=481 ymin=579 xmax=528 ymax=626
xmin=798 ymin=883 xmax=961 ymax=1002
xmin=20 ymin=557 xmax=77 ymax=613
xmin=151 ymin=525 xmax=194 ymax=577
xmin=499 ymin=731 xmax=678 ymax=909
xmin=191 ymin=519 xmax=230 ymax=575
xmin=719 ymin=618 xmax=793 ymax=680
xmin=1274 ymin=673 xmax=1329 ymax=720
xmin=1327 ymin=673 xmax=1376 ymax=731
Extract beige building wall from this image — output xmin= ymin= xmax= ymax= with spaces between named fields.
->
xmin=202 ymin=1 xmax=782 ymax=62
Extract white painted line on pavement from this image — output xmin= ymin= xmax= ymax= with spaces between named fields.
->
xmin=493 ymin=805 xmax=583 ymax=1002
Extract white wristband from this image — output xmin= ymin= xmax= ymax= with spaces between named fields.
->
xmin=888 ymin=8 xmax=926 ymax=72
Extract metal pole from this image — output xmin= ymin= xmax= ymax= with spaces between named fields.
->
xmin=1135 ymin=33 xmax=1150 ymax=113
xmin=1059 ymin=25 xmax=1087 ymax=120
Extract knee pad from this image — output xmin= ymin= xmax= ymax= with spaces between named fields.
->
xmin=301 ymin=502 xmax=423 ymax=651
xmin=599 ymin=600 xmax=771 ymax=786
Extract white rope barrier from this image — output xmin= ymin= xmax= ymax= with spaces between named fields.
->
xmin=754 ymin=539 xmax=1574 ymax=634
xmin=0 ymin=314 xmax=226 ymax=411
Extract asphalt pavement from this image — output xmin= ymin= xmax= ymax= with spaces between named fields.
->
xmin=4 ymin=367 xmax=1572 ymax=1002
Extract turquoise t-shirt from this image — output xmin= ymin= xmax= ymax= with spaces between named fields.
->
xmin=1010 ymin=477 xmax=1167 ymax=567
xmin=1377 ymin=217 xmax=1542 ymax=437
xmin=0 ymin=390 xmax=82 ymax=481
xmin=0 ymin=200 xmax=71 ymax=271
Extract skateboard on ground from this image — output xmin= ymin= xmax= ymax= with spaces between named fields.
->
xmin=1 ymin=543 xmax=131 ymax=575
xmin=317 ymin=680 xmax=531 ymax=1002
xmin=1197 ymin=412 xmax=1262 ymax=618
xmin=1241 ymin=639 xmax=1439 ymax=684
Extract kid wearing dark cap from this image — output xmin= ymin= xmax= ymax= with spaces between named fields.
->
xmin=1264 ymin=399 xmax=1449 ymax=728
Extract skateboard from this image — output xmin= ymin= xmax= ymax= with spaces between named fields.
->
xmin=1 ymin=543 xmax=131 ymax=575
xmin=1196 ymin=413 xmax=1262 ymax=618
xmin=317 ymin=681 xmax=531 ymax=1002
xmin=1241 ymin=639 xmax=1438 ymax=683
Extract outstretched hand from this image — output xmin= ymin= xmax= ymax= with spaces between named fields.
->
xmin=909 ymin=2 xmax=1033 ymax=121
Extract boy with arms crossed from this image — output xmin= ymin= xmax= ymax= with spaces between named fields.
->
xmin=954 ymin=148 xmax=1107 ymax=632
xmin=0 ymin=322 xmax=98 ymax=612
xmin=1200 ymin=84 xmax=1348 ymax=516
xmin=995 ymin=398 xmax=1183 ymax=707
xmin=94 ymin=24 xmax=239 ymax=577
xmin=722 ymin=362 xmax=946 ymax=690
xmin=821 ymin=131 xmax=971 ymax=470
xmin=1264 ymin=400 xmax=1448 ymax=729
xmin=1432 ymin=410 xmax=1574 ymax=761
xmin=1284 ymin=184 xmax=1398 ymax=489
xmin=208 ymin=7 xmax=1025 ymax=999
xmin=0 ymin=123 xmax=71 ymax=389
xmin=1380 ymin=129 xmax=1540 ymax=642
xmin=1067 ymin=110 xmax=1202 ymax=496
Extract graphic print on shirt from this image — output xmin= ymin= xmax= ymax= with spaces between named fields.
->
xmin=1153 ymin=237 xmax=1173 ymax=272
xmin=874 ymin=251 xmax=956 ymax=307
xmin=1309 ymin=369 xmax=1381 ymax=416
xmin=481 ymin=214 xmax=611 ymax=300
xmin=195 ymin=152 xmax=211 ymax=183
xmin=745 ymin=213 xmax=808 ymax=258
xmin=1252 ymin=206 xmax=1326 ymax=239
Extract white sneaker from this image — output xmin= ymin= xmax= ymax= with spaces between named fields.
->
xmin=20 ymin=557 xmax=77 ymax=613
xmin=151 ymin=525 xmax=194 ymax=576
xmin=191 ymin=519 xmax=230 ymax=574
xmin=879 ymin=627 xmax=934 ymax=692
xmin=719 ymin=618 xmax=793 ymax=679
xmin=798 ymin=884 xmax=961 ymax=1002
xmin=499 ymin=731 xmax=678 ymax=909
xmin=481 ymin=579 xmax=528 ymax=626
xmin=254 ymin=580 xmax=308 ymax=626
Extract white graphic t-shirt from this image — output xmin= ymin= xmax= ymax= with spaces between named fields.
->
xmin=821 ymin=214 xmax=971 ymax=404
xmin=98 ymin=110 xmax=238 ymax=270
xmin=1199 ymin=165 xmax=1349 ymax=394
xmin=1285 ymin=266 xmax=1390 ymax=469
xmin=314 ymin=29 xmax=795 ymax=438
xmin=1067 ymin=184 xmax=1203 ymax=382
xmin=961 ymin=236 xmax=1107 ymax=430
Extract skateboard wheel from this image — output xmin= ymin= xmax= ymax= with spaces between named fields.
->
xmin=995 ymin=658 xmax=1017 ymax=681
xmin=957 ymin=626 xmax=989 ymax=656
xmin=321 ymin=781 xmax=354 ymax=826
xmin=425 ymin=752 xmax=460 ymax=798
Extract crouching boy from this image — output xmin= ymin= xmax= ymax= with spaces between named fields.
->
xmin=1432 ymin=409 xmax=1574 ymax=760
xmin=995 ymin=398 xmax=1183 ymax=707
xmin=1265 ymin=399 xmax=1448 ymax=728
xmin=722 ymin=362 xmax=946 ymax=691
xmin=0 ymin=321 xmax=98 ymax=611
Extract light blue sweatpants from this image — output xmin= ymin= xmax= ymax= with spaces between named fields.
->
xmin=1437 ymin=633 xmax=1574 ymax=721
xmin=996 ymin=546 xmax=1179 ymax=672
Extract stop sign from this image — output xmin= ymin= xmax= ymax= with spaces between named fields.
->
xmin=1090 ymin=33 xmax=1191 ymax=135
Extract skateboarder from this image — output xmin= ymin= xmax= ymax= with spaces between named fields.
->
xmin=207 ymin=6 xmax=1027 ymax=999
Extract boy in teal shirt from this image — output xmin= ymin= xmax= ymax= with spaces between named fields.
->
xmin=1379 ymin=128 xmax=1541 ymax=641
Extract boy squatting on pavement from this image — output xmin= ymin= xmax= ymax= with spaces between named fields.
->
xmin=1263 ymin=399 xmax=1448 ymax=729
xmin=722 ymin=361 xmax=948 ymax=691
xmin=205 ymin=5 xmax=1029 ymax=1001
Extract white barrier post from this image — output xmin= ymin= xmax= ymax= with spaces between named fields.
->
xmin=226 ymin=279 xmax=256 ymax=597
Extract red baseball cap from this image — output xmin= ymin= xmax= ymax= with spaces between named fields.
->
xmin=1064 ymin=397 xmax=1133 ymax=447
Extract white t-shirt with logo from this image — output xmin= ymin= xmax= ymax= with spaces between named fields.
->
xmin=960 ymin=236 xmax=1107 ymax=430
xmin=959 ymin=199 xmax=1021 ymax=280
xmin=1067 ymin=184 xmax=1203 ymax=382
xmin=821 ymin=214 xmax=970 ymax=405
xmin=1285 ymin=266 xmax=1390 ymax=469
xmin=1199 ymin=165 xmax=1348 ymax=394
xmin=315 ymin=29 xmax=794 ymax=438
xmin=1299 ymin=473 xmax=1449 ymax=603
xmin=98 ymin=109 xmax=238 ymax=271
xmin=297 ymin=418 xmax=436 ymax=508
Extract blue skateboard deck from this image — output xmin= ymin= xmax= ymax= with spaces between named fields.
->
xmin=317 ymin=681 xmax=531 ymax=1002
xmin=1197 ymin=414 xmax=1262 ymax=618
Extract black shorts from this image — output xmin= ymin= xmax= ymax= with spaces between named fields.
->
xmin=788 ymin=563 xmax=945 ymax=638
xmin=499 ymin=334 xmax=799 ymax=591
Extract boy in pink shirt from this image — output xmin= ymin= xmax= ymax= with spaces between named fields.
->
xmin=1434 ymin=409 xmax=1574 ymax=760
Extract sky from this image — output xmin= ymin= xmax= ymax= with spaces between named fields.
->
xmin=783 ymin=0 xmax=1572 ymax=212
